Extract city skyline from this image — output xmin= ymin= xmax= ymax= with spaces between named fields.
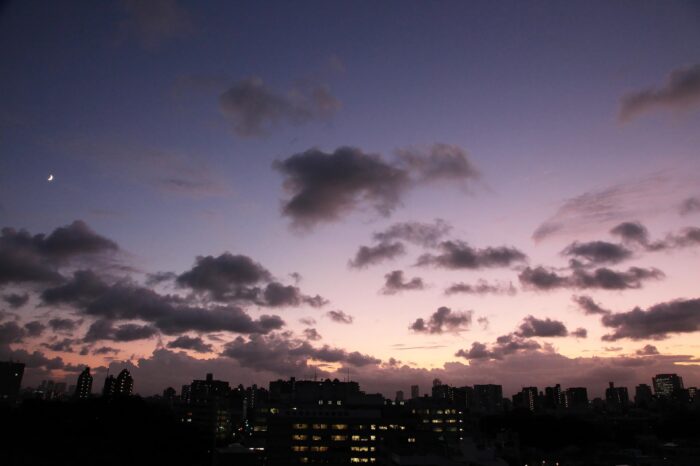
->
xmin=2 ymin=1 xmax=700 ymax=397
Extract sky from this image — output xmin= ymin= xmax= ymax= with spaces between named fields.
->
xmin=1 ymin=0 xmax=700 ymax=398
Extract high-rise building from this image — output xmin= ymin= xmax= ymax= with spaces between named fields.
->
xmin=652 ymin=374 xmax=684 ymax=398
xmin=395 ymin=390 xmax=404 ymax=402
xmin=0 ymin=361 xmax=24 ymax=402
xmin=115 ymin=369 xmax=134 ymax=396
xmin=544 ymin=384 xmax=563 ymax=409
xmin=410 ymin=385 xmax=420 ymax=399
xmin=564 ymin=387 xmax=588 ymax=409
xmin=519 ymin=387 xmax=538 ymax=412
xmin=605 ymin=382 xmax=629 ymax=408
xmin=75 ymin=367 xmax=93 ymax=399
xmin=102 ymin=375 xmax=117 ymax=398
xmin=634 ymin=384 xmax=653 ymax=406
xmin=473 ymin=384 xmax=503 ymax=412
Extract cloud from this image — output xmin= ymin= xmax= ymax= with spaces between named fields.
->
xmin=394 ymin=144 xmax=478 ymax=184
xmin=601 ymin=298 xmax=700 ymax=341
xmin=48 ymin=318 xmax=81 ymax=332
xmin=610 ymin=221 xmax=700 ymax=251
xmin=572 ymin=295 xmax=611 ymax=315
xmin=409 ymin=307 xmax=472 ymax=334
xmin=261 ymin=282 xmax=328 ymax=308
xmin=24 ymin=321 xmax=45 ymax=338
xmin=519 ymin=265 xmax=664 ymax=291
xmin=42 ymin=338 xmax=76 ymax=353
xmin=274 ymin=147 xmax=410 ymax=229
xmin=455 ymin=333 xmax=541 ymax=361
xmin=221 ymin=334 xmax=380 ymax=374
xmin=348 ymin=241 xmax=406 ymax=268
xmin=299 ymin=317 xmax=316 ymax=326
xmin=144 ymin=271 xmax=177 ymax=286
xmin=176 ymin=253 xmax=271 ymax=299
xmin=373 ymin=219 xmax=452 ymax=247
xmin=571 ymin=328 xmax=588 ymax=338
xmin=610 ymin=221 xmax=650 ymax=245
xmin=619 ymin=63 xmax=700 ymax=122
xmin=2 ymin=292 xmax=29 ymax=309
xmin=84 ymin=320 xmax=158 ymax=342
xmin=636 ymin=344 xmax=660 ymax=356
xmin=93 ymin=346 xmax=120 ymax=355
xmin=0 ymin=221 xmax=118 ymax=285
xmin=680 ymin=197 xmax=700 ymax=216
xmin=444 ymin=280 xmax=516 ymax=296
xmin=303 ymin=328 xmax=322 ymax=341
xmin=166 ymin=335 xmax=213 ymax=353
xmin=515 ymin=316 xmax=569 ymax=338
xmin=417 ymin=240 xmax=527 ymax=270
xmin=219 ymin=77 xmax=340 ymax=137
xmin=120 ymin=0 xmax=195 ymax=50
xmin=325 ymin=310 xmax=353 ymax=324
xmin=381 ymin=270 xmax=425 ymax=295
xmin=0 ymin=321 xmax=26 ymax=344
xmin=561 ymin=241 xmax=633 ymax=265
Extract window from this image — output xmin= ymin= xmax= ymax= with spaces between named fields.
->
xmin=293 ymin=424 xmax=309 ymax=429
xmin=331 ymin=424 xmax=348 ymax=430
xmin=310 ymin=446 xmax=328 ymax=452
xmin=312 ymin=423 xmax=328 ymax=429
xmin=291 ymin=446 xmax=308 ymax=452
xmin=331 ymin=435 xmax=347 ymax=441
xmin=292 ymin=435 xmax=307 ymax=440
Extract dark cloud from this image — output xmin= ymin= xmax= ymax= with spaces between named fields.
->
xmin=299 ymin=317 xmax=316 ymax=326
xmin=120 ymin=0 xmax=195 ymax=50
xmin=410 ymin=307 xmax=472 ymax=334
xmin=444 ymin=280 xmax=516 ymax=296
xmin=619 ymin=63 xmax=700 ymax=122
xmin=680 ymin=197 xmax=700 ymax=216
xmin=516 ymin=316 xmax=569 ymax=338
xmin=348 ymin=241 xmax=406 ymax=268
xmin=382 ymin=270 xmax=425 ymax=295
xmin=571 ymin=328 xmax=588 ymax=338
xmin=221 ymin=334 xmax=380 ymax=374
xmin=176 ymin=253 xmax=271 ymax=299
xmin=610 ymin=221 xmax=650 ymax=245
xmin=417 ymin=240 xmax=527 ymax=270
xmin=42 ymin=270 xmax=110 ymax=305
xmin=0 ymin=221 xmax=117 ymax=285
xmin=262 ymin=282 xmax=328 ymax=308
xmin=42 ymin=338 xmax=76 ymax=353
xmin=0 ymin=346 xmax=66 ymax=371
xmin=2 ymin=292 xmax=29 ymax=309
xmin=636 ymin=344 xmax=660 ymax=356
xmin=562 ymin=240 xmax=633 ymax=265
xmin=373 ymin=219 xmax=452 ymax=248
xmin=601 ymin=298 xmax=700 ymax=341
xmin=670 ymin=227 xmax=700 ymax=248
xmin=166 ymin=335 xmax=213 ymax=353
xmin=0 ymin=321 xmax=26 ymax=344
xmin=274 ymin=147 xmax=409 ymax=229
xmin=572 ymin=295 xmax=611 ymax=315
xmin=48 ymin=318 xmax=81 ymax=332
xmin=219 ymin=77 xmax=340 ymax=137
xmin=519 ymin=266 xmax=664 ymax=291
xmin=325 ymin=310 xmax=353 ymax=324
xmin=144 ymin=271 xmax=177 ymax=286
xmin=303 ymin=328 xmax=322 ymax=341
xmin=93 ymin=346 xmax=120 ymax=355
xmin=456 ymin=333 xmax=541 ymax=361
xmin=395 ymin=144 xmax=478 ymax=184
xmin=24 ymin=321 xmax=45 ymax=338
xmin=84 ymin=320 xmax=158 ymax=342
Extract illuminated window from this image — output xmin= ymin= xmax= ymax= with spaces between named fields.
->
xmin=332 ymin=424 xmax=348 ymax=430
xmin=351 ymin=446 xmax=369 ymax=452
xmin=312 ymin=435 xmax=322 ymax=441
xmin=254 ymin=426 xmax=267 ymax=431
xmin=299 ymin=457 xmax=309 ymax=463
xmin=351 ymin=435 xmax=361 ymax=441
xmin=331 ymin=435 xmax=347 ymax=441
xmin=270 ymin=408 xmax=279 ymax=414
xmin=291 ymin=446 xmax=308 ymax=452
xmin=407 ymin=437 xmax=416 ymax=443
xmin=293 ymin=424 xmax=308 ymax=429
xmin=312 ymin=423 xmax=328 ymax=429
xmin=310 ymin=446 xmax=328 ymax=452
xmin=370 ymin=435 xmax=376 ymax=441
xmin=292 ymin=435 xmax=308 ymax=440
xmin=370 ymin=424 xmax=376 ymax=430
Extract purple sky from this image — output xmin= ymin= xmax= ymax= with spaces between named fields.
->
xmin=1 ymin=0 xmax=700 ymax=397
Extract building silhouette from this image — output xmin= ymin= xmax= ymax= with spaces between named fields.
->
xmin=653 ymin=373 xmax=684 ymax=398
xmin=635 ymin=384 xmax=653 ymax=406
xmin=102 ymin=374 xmax=116 ymax=398
xmin=75 ymin=367 xmax=93 ymax=399
xmin=605 ymin=382 xmax=629 ymax=409
xmin=115 ymin=369 xmax=133 ymax=396
xmin=564 ymin=387 xmax=588 ymax=409
xmin=0 ymin=361 xmax=24 ymax=402
xmin=410 ymin=384 xmax=419 ymax=399
xmin=544 ymin=384 xmax=563 ymax=409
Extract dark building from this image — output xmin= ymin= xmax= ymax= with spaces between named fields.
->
xmin=190 ymin=373 xmax=230 ymax=404
xmin=395 ymin=390 xmax=404 ymax=402
xmin=102 ymin=375 xmax=117 ymax=398
xmin=75 ymin=367 xmax=93 ymax=399
xmin=181 ymin=373 xmax=233 ymax=445
xmin=431 ymin=378 xmax=455 ymax=402
xmin=564 ymin=387 xmax=588 ymax=410
xmin=115 ymin=369 xmax=134 ymax=396
xmin=516 ymin=387 xmax=538 ymax=412
xmin=544 ymin=384 xmax=563 ymax=410
xmin=605 ymin=382 xmax=629 ymax=409
xmin=181 ymin=384 xmax=191 ymax=404
xmin=653 ymin=373 xmax=684 ymax=398
xmin=163 ymin=386 xmax=177 ymax=400
xmin=410 ymin=385 xmax=420 ymax=400
xmin=472 ymin=384 xmax=503 ymax=412
xmin=0 ymin=361 xmax=24 ymax=402
xmin=635 ymin=384 xmax=654 ymax=406
xmin=36 ymin=380 xmax=67 ymax=400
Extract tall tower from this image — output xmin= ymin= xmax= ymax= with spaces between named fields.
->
xmin=102 ymin=374 xmax=116 ymax=399
xmin=115 ymin=369 xmax=133 ymax=396
xmin=75 ymin=367 xmax=93 ymax=399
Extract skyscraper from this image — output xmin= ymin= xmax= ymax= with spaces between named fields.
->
xmin=635 ymin=384 xmax=653 ymax=406
xmin=115 ymin=369 xmax=133 ymax=396
xmin=605 ymin=382 xmax=629 ymax=408
xmin=102 ymin=374 xmax=117 ymax=398
xmin=652 ymin=374 xmax=684 ymax=398
xmin=410 ymin=385 xmax=419 ymax=399
xmin=75 ymin=367 xmax=93 ymax=399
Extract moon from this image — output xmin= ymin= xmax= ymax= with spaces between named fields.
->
xmin=47 ymin=174 xmax=54 ymax=182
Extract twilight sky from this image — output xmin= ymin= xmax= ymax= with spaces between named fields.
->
xmin=1 ymin=0 xmax=700 ymax=397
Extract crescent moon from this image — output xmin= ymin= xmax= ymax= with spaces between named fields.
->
xmin=47 ymin=174 xmax=54 ymax=181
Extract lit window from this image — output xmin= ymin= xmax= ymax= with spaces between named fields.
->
xmin=293 ymin=424 xmax=309 ymax=429
xmin=310 ymin=446 xmax=328 ymax=452
xmin=332 ymin=424 xmax=348 ymax=430
xmin=291 ymin=446 xmax=308 ymax=452
xmin=331 ymin=435 xmax=347 ymax=441
xmin=313 ymin=424 xmax=328 ymax=429
xmin=292 ymin=435 xmax=307 ymax=440
xmin=312 ymin=435 xmax=322 ymax=441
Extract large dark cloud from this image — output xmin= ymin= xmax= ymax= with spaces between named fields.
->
xmin=84 ymin=320 xmax=158 ymax=342
xmin=176 ymin=253 xmax=271 ymax=299
xmin=303 ymin=328 xmax=322 ymax=341
xmin=417 ymin=240 xmax=527 ymax=270
xmin=42 ymin=338 xmax=76 ymax=353
xmin=2 ymin=292 xmax=29 ymax=309
xmin=373 ymin=219 xmax=452 ymax=248
xmin=42 ymin=270 xmax=110 ymax=306
xmin=381 ymin=270 xmax=425 ymax=295
xmin=325 ymin=310 xmax=353 ymax=324
xmin=48 ymin=318 xmax=81 ymax=332
xmin=0 ymin=221 xmax=117 ymax=285
xmin=0 ymin=321 xmax=26 ymax=344
xmin=261 ymin=282 xmax=328 ymax=308
xmin=394 ymin=144 xmax=478 ymax=184
xmin=519 ymin=265 xmax=664 ymax=291
xmin=572 ymin=295 xmax=611 ymax=315
xmin=24 ymin=321 xmax=45 ymax=338
xmin=219 ymin=77 xmax=340 ymax=137
xmin=515 ymin=316 xmax=569 ymax=338
xmin=444 ymin=280 xmax=516 ymax=296
xmin=680 ymin=197 xmax=700 ymax=216
xmin=601 ymin=298 xmax=700 ymax=341
xmin=456 ymin=334 xmax=541 ymax=361
xmin=221 ymin=334 xmax=381 ymax=374
xmin=166 ymin=335 xmax=213 ymax=353
xmin=636 ymin=344 xmax=660 ymax=356
xmin=619 ymin=63 xmax=700 ymax=122
xmin=562 ymin=240 xmax=633 ymax=265
xmin=409 ymin=307 xmax=472 ymax=334
xmin=274 ymin=147 xmax=410 ymax=228
xmin=348 ymin=241 xmax=406 ymax=268
xmin=610 ymin=221 xmax=700 ymax=251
